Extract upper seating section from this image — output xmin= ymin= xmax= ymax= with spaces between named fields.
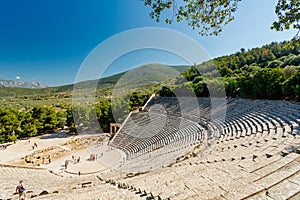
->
xmin=110 ymin=96 xmax=300 ymax=163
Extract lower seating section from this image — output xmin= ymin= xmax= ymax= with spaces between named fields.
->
xmin=104 ymin=137 xmax=300 ymax=199
xmin=0 ymin=165 xmax=98 ymax=199
xmin=31 ymin=179 xmax=141 ymax=200
xmin=0 ymin=165 xmax=142 ymax=200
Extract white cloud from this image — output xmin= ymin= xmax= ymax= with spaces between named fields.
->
xmin=16 ymin=76 xmax=21 ymax=80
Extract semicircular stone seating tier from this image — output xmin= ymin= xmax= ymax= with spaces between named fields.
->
xmin=110 ymin=97 xmax=300 ymax=161
xmin=105 ymin=97 xmax=300 ymax=200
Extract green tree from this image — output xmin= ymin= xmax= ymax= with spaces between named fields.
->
xmin=252 ymin=68 xmax=285 ymax=99
xmin=96 ymin=100 xmax=114 ymax=133
xmin=283 ymin=65 xmax=298 ymax=78
xmin=283 ymin=54 xmax=300 ymax=67
xmin=31 ymin=106 xmax=60 ymax=134
xmin=182 ymin=65 xmax=200 ymax=81
xmin=128 ymin=92 xmax=149 ymax=111
xmin=268 ymin=60 xmax=283 ymax=68
xmin=143 ymin=0 xmax=300 ymax=38
xmin=111 ymin=95 xmax=129 ymax=123
xmin=31 ymin=106 xmax=47 ymax=133
xmin=206 ymin=78 xmax=226 ymax=98
xmin=239 ymin=74 xmax=254 ymax=98
xmin=282 ymin=68 xmax=300 ymax=98
xmin=143 ymin=0 xmax=241 ymax=35
xmin=20 ymin=111 xmax=38 ymax=137
xmin=0 ymin=109 xmax=20 ymax=142
xmin=22 ymin=123 xmax=38 ymax=137
xmin=219 ymin=66 xmax=233 ymax=77
xmin=225 ymin=78 xmax=239 ymax=98
xmin=192 ymin=81 xmax=209 ymax=97
xmin=159 ymin=86 xmax=175 ymax=97
xmin=56 ymin=111 xmax=66 ymax=129
xmin=66 ymin=106 xmax=76 ymax=133
xmin=72 ymin=106 xmax=91 ymax=129
xmin=43 ymin=108 xmax=59 ymax=132
xmin=272 ymin=0 xmax=300 ymax=38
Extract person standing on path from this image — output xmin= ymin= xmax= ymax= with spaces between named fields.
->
xmin=16 ymin=180 xmax=26 ymax=200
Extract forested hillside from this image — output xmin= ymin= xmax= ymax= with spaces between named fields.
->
xmin=178 ymin=40 xmax=300 ymax=100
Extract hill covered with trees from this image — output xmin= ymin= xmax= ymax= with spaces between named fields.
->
xmin=174 ymin=40 xmax=300 ymax=100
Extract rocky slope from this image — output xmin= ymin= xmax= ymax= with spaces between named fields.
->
xmin=0 ymin=80 xmax=47 ymax=88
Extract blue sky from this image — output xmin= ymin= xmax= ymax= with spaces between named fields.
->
xmin=0 ymin=0 xmax=296 ymax=86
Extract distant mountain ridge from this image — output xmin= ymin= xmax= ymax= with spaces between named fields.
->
xmin=0 ymin=64 xmax=190 ymax=97
xmin=0 ymin=79 xmax=47 ymax=89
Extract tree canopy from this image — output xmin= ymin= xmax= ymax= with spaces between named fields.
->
xmin=179 ymin=40 xmax=300 ymax=100
xmin=143 ymin=0 xmax=300 ymax=38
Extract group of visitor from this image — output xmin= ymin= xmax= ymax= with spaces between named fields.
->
xmin=64 ymin=155 xmax=80 ymax=169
